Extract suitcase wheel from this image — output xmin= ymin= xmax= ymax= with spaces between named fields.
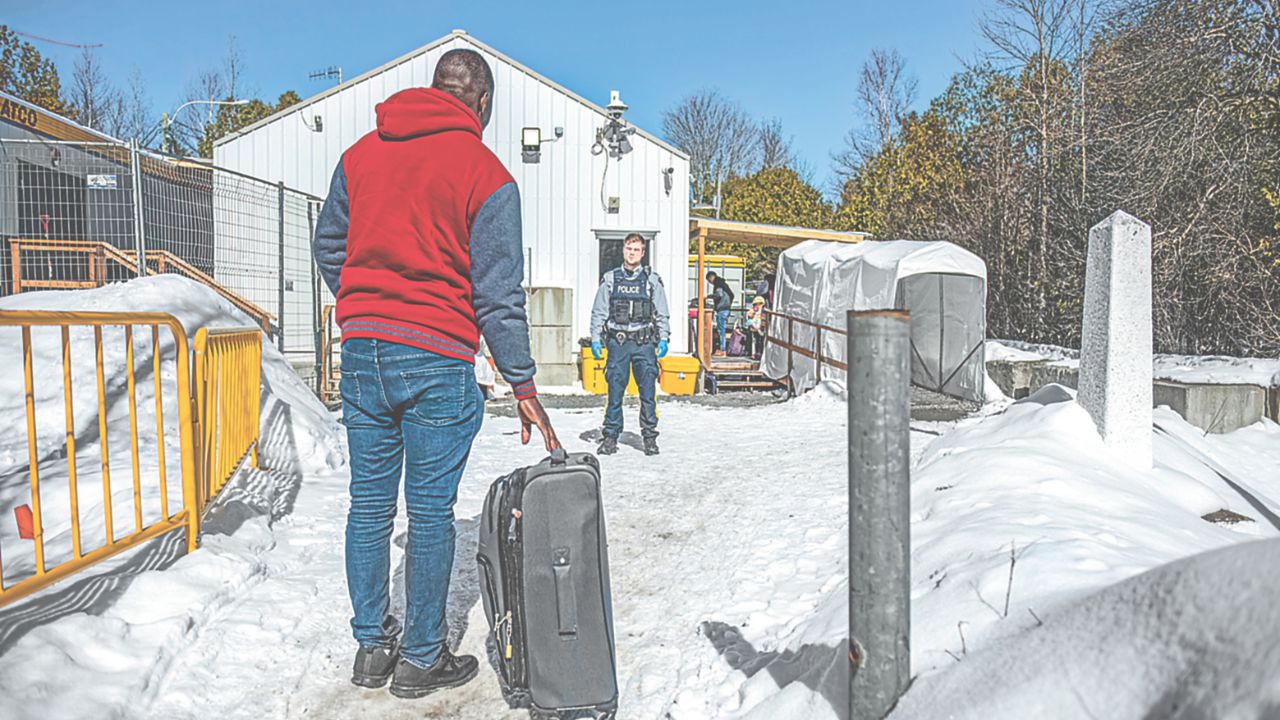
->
xmin=502 ymin=686 xmax=531 ymax=709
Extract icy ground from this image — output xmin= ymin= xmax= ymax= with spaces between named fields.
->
xmin=2 ymin=278 xmax=1280 ymax=719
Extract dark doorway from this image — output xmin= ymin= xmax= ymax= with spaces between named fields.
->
xmin=596 ymin=232 xmax=653 ymax=282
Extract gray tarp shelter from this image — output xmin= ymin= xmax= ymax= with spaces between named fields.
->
xmin=762 ymin=239 xmax=988 ymax=401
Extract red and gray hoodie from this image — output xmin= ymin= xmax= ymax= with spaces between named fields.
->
xmin=312 ymin=87 xmax=537 ymax=399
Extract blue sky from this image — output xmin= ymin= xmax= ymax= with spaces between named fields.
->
xmin=9 ymin=0 xmax=990 ymax=191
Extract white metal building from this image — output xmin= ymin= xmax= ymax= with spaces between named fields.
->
xmin=214 ymin=30 xmax=691 ymax=378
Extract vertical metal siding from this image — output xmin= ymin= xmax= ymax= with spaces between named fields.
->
xmin=214 ymin=36 xmax=690 ymax=353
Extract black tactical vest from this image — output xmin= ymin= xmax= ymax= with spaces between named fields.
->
xmin=608 ymin=268 xmax=654 ymax=326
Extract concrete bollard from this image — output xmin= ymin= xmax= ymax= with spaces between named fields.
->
xmin=1079 ymin=210 xmax=1153 ymax=468
xmin=848 ymin=310 xmax=911 ymax=720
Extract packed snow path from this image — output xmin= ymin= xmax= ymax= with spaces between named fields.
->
xmin=102 ymin=394 xmax=888 ymax=720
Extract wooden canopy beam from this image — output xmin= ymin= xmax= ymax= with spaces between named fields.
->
xmin=689 ymin=218 xmax=869 ymax=250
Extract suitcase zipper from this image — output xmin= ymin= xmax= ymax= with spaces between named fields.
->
xmin=494 ymin=610 xmax=513 ymax=660
xmin=500 ymin=470 xmax=530 ymax=688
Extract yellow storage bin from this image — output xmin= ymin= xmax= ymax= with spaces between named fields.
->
xmin=580 ymin=346 xmax=638 ymax=395
xmin=658 ymin=354 xmax=700 ymax=395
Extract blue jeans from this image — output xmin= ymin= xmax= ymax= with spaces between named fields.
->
xmin=603 ymin=338 xmax=659 ymax=440
xmin=340 ymin=338 xmax=484 ymax=668
xmin=715 ymin=310 xmax=730 ymax=351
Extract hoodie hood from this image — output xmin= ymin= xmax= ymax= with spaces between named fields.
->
xmin=375 ymin=87 xmax=481 ymax=141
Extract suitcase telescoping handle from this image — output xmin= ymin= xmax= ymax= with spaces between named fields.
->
xmin=549 ymin=448 xmax=569 ymax=465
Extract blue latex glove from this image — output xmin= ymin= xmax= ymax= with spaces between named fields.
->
xmin=591 ymin=340 xmax=603 ymax=360
xmin=656 ymin=339 xmax=669 ymax=358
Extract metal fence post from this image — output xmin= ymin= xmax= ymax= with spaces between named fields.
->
xmin=277 ymin=182 xmax=286 ymax=353
xmin=816 ymin=326 xmax=823 ymax=384
xmin=308 ymin=200 xmax=322 ymax=396
xmin=848 ymin=309 xmax=911 ymax=720
xmin=128 ymin=140 xmax=147 ymax=277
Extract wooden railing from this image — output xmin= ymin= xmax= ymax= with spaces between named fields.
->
xmin=7 ymin=238 xmax=275 ymax=335
xmin=319 ymin=304 xmax=340 ymax=405
xmin=763 ymin=308 xmax=848 ymax=384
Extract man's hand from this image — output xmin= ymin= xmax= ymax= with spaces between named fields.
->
xmin=517 ymin=397 xmax=561 ymax=451
xmin=656 ymin=339 xmax=669 ymax=358
xmin=591 ymin=340 xmax=603 ymax=360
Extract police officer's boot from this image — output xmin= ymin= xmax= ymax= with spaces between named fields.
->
xmin=643 ymin=436 xmax=659 ymax=456
xmin=598 ymin=436 xmax=618 ymax=455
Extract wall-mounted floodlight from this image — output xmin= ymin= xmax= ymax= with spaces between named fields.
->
xmin=521 ymin=125 xmax=563 ymax=163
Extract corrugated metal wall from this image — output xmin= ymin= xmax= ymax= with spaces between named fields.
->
xmin=214 ymin=33 xmax=691 ymax=363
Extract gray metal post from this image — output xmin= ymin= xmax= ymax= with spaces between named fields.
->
xmin=128 ymin=139 xmax=147 ymax=277
xmin=277 ymin=182 xmax=286 ymax=353
xmin=308 ymin=200 xmax=321 ymax=396
xmin=848 ymin=309 xmax=911 ymax=720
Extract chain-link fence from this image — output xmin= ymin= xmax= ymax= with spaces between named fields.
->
xmin=0 ymin=138 xmax=332 ymax=392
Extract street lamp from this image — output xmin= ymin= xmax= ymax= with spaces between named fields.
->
xmin=160 ymin=99 xmax=250 ymax=154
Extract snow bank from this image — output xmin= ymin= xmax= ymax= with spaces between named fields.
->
xmin=907 ymin=388 xmax=1273 ymax=675
xmin=731 ymin=383 xmax=1280 ymax=718
xmin=894 ymin=537 xmax=1280 ymax=719
xmin=0 ymin=277 xmax=344 ymax=718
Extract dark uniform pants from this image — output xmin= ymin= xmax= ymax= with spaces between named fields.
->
xmin=603 ymin=338 xmax=659 ymax=440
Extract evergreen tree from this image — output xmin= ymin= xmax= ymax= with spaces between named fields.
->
xmin=0 ymin=25 xmax=70 ymax=114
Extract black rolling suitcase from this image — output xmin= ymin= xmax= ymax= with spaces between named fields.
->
xmin=477 ymin=448 xmax=618 ymax=720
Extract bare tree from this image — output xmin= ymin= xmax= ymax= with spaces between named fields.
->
xmin=835 ymin=48 xmax=918 ymax=178
xmin=112 ymin=68 xmax=152 ymax=143
xmin=981 ymin=0 xmax=1077 ymax=334
xmin=758 ymin=117 xmax=797 ymax=170
xmin=662 ymin=89 xmax=759 ymax=215
xmin=223 ymin=35 xmax=243 ymax=100
xmin=170 ymin=36 xmax=246 ymax=154
xmin=70 ymin=47 xmax=120 ymax=132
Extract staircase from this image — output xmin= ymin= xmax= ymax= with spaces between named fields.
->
xmin=7 ymin=238 xmax=276 ymax=335
xmin=703 ymin=357 xmax=784 ymax=393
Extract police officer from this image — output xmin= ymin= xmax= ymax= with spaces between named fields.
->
xmin=590 ymin=233 xmax=671 ymax=456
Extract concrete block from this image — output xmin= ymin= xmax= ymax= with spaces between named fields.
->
xmin=529 ymin=325 xmax=574 ymax=364
xmin=526 ymin=286 xmax=573 ymax=327
xmin=985 ymin=359 xmax=1047 ymax=399
xmin=1154 ymin=381 xmax=1266 ymax=433
xmin=1030 ymin=363 xmax=1079 ymax=393
xmin=535 ymin=363 xmax=578 ymax=387
xmin=1079 ymin=210 xmax=1153 ymax=467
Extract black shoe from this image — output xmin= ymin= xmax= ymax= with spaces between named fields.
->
xmin=643 ymin=437 xmax=659 ymax=456
xmin=388 ymin=649 xmax=479 ymax=699
xmin=351 ymin=642 xmax=399 ymax=688
xmin=598 ymin=436 xmax=618 ymax=455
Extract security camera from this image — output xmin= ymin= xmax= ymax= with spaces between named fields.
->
xmin=606 ymin=90 xmax=628 ymax=120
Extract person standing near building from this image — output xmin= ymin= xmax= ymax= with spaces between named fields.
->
xmin=590 ymin=233 xmax=671 ymax=456
xmin=313 ymin=49 xmax=559 ymax=700
xmin=745 ymin=295 xmax=767 ymax=359
xmin=706 ymin=270 xmax=734 ymax=356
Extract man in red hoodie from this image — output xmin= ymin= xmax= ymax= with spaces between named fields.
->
xmin=312 ymin=48 xmax=559 ymax=699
